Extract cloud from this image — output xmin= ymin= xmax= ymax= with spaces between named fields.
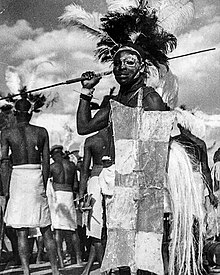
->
xmin=0 ymin=18 xmax=117 ymax=147
xmin=169 ymin=15 xmax=220 ymax=113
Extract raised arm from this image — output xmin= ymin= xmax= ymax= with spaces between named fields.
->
xmin=77 ymin=101 xmax=110 ymax=135
xmin=77 ymin=71 xmax=110 ymax=135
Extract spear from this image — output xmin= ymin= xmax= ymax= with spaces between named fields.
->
xmin=168 ymin=47 xmax=216 ymax=60
xmin=0 ymin=47 xmax=216 ymax=101
xmin=0 ymin=71 xmax=112 ymax=101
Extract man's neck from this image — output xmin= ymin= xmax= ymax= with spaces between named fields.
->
xmin=119 ymin=75 xmax=144 ymax=94
xmin=16 ymin=119 xmax=29 ymax=125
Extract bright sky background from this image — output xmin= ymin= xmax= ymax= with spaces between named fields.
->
xmin=0 ymin=0 xmax=219 ymax=150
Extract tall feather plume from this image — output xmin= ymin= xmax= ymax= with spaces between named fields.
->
xmin=4 ymin=62 xmax=54 ymax=113
xmin=59 ymin=4 xmax=103 ymax=39
xmin=97 ymin=6 xmax=177 ymax=66
xmin=157 ymin=0 xmax=195 ymax=35
xmin=60 ymin=3 xmax=119 ymax=62
xmin=106 ymin=0 xmax=138 ymax=12
xmin=5 ymin=66 xmax=21 ymax=95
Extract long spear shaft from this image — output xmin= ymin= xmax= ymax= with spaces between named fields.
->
xmin=168 ymin=47 xmax=216 ymax=60
xmin=0 ymin=71 xmax=112 ymax=101
xmin=0 ymin=47 xmax=216 ymax=101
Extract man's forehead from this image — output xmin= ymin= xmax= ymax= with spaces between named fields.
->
xmin=115 ymin=51 xmax=141 ymax=61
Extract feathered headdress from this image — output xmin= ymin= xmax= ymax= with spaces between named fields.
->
xmin=2 ymin=64 xmax=56 ymax=115
xmin=60 ymin=1 xmax=191 ymax=68
xmin=96 ymin=3 xmax=177 ymax=68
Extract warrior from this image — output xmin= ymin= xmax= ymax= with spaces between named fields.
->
xmin=61 ymin=1 xmax=204 ymax=275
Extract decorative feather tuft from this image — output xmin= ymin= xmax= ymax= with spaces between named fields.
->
xmin=5 ymin=66 xmax=21 ymax=95
xmin=4 ymin=62 xmax=54 ymax=113
xmin=157 ymin=0 xmax=195 ymax=35
xmin=28 ymin=92 xmax=47 ymax=113
xmin=59 ymin=4 xmax=103 ymax=39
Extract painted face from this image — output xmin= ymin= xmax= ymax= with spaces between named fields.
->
xmin=113 ymin=50 xmax=142 ymax=86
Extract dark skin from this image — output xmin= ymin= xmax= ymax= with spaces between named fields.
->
xmin=0 ymin=107 xmax=59 ymax=275
xmin=79 ymin=127 xmax=112 ymax=199
xmin=50 ymin=150 xmax=82 ymax=267
xmin=173 ymin=124 xmax=218 ymax=208
xmin=50 ymin=150 xmax=78 ymax=191
xmin=79 ymin=127 xmax=112 ymax=275
xmin=77 ymin=50 xmax=167 ymax=135
xmin=1 ymin=116 xmax=50 ymax=191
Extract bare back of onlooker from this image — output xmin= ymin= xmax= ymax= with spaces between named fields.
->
xmin=49 ymin=145 xmax=82 ymax=267
xmin=1 ymin=96 xmax=59 ymax=275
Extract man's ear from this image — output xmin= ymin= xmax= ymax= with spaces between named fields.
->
xmin=139 ymin=62 xmax=145 ymax=73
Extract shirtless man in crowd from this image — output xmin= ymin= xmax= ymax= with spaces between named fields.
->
xmin=79 ymin=125 xmax=114 ymax=275
xmin=49 ymin=145 xmax=82 ymax=267
xmin=0 ymin=96 xmax=59 ymax=275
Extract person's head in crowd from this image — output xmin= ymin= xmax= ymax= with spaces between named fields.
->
xmin=50 ymin=145 xmax=64 ymax=161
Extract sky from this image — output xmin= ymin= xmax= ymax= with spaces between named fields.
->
xmin=0 ymin=0 xmax=219 ymax=151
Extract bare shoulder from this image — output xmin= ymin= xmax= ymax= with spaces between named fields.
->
xmin=64 ymin=159 xmax=76 ymax=169
xmin=30 ymin=124 xmax=48 ymax=135
xmin=143 ymin=87 xmax=162 ymax=100
xmin=143 ymin=86 xmax=167 ymax=110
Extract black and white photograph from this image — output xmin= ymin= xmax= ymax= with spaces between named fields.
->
xmin=0 ymin=0 xmax=220 ymax=274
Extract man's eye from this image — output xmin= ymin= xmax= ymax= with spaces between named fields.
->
xmin=125 ymin=60 xmax=135 ymax=66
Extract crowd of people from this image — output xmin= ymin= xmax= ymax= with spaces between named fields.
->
xmin=0 ymin=3 xmax=220 ymax=275
xmin=0 ymin=46 xmax=220 ymax=275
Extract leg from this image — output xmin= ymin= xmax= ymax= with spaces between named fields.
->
xmin=17 ymin=228 xmax=30 ymax=275
xmin=5 ymin=226 xmax=20 ymax=265
xmin=54 ymin=229 xmax=64 ymax=268
xmin=40 ymin=226 xmax=60 ymax=275
xmin=71 ymin=230 xmax=82 ymax=265
xmin=162 ymin=213 xmax=171 ymax=275
xmin=36 ymin=236 xmax=45 ymax=264
xmin=81 ymin=242 xmax=96 ymax=275
xmin=63 ymin=230 xmax=72 ymax=261
xmin=77 ymin=225 xmax=86 ymax=260
xmin=28 ymin=237 xmax=35 ymax=264
xmin=94 ymin=241 xmax=104 ymax=265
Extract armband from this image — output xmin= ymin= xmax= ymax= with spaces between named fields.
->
xmin=80 ymin=87 xmax=95 ymax=101
xmin=80 ymin=93 xmax=92 ymax=101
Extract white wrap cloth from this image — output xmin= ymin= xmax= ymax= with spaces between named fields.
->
xmin=87 ymin=165 xmax=104 ymax=239
xmin=4 ymin=164 xmax=51 ymax=228
xmin=46 ymin=179 xmax=77 ymax=231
